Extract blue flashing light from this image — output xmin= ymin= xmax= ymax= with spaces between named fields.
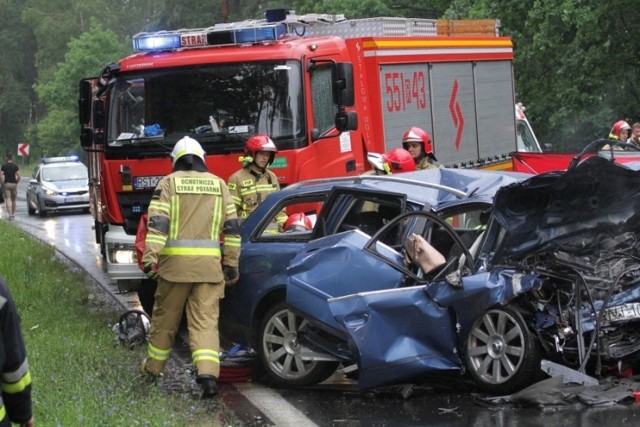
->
xmin=133 ymin=33 xmax=181 ymax=52
xmin=237 ymin=25 xmax=285 ymax=43
xmin=207 ymin=23 xmax=285 ymax=47
xmin=132 ymin=20 xmax=287 ymax=52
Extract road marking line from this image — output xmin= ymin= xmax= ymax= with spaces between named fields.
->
xmin=233 ymin=382 xmax=318 ymax=427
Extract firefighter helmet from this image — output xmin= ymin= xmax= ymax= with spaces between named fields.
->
xmin=366 ymin=152 xmax=385 ymax=173
xmin=609 ymin=120 xmax=632 ymax=140
xmin=402 ymin=127 xmax=432 ymax=155
xmin=171 ymin=136 xmax=205 ymax=165
xmin=243 ymin=134 xmax=277 ymax=165
xmin=284 ymin=213 xmax=313 ymax=232
xmin=381 ymin=148 xmax=416 ymax=174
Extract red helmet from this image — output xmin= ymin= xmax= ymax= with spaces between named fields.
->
xmin=402 ymin=127 xmax=432 ymax=154
xmin=609 ymin=120 xmax=631 ymax=140
xmin=381 ymin=148 xmax=416 ymax=174
xmin=284 ymin=213 xmax=313 ymax=232
xmin=244 ymin=134 xmax=277 ymax=164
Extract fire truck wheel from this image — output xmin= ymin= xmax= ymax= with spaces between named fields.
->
xmin=258 ymin=301 xmax=339 ymax=387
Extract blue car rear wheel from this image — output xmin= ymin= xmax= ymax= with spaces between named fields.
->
xmin=259 ymin=301 xmax=339 ymax=387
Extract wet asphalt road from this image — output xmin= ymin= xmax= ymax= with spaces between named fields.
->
xmin=8 ymin=180 xmax=640 ymax=426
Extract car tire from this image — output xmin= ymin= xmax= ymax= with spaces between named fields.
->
xmin=464 ymin=306 xmax=542 ymax=395
xmin=27 ymin=197 xmax=35 ymax=215
xmin=37 ymin=197 xmax=46 ymax=217
xmin=258 ymin=301 xmax=339 ymax=387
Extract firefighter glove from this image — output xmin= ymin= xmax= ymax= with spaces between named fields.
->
xmin=143 ymin=262 xmax=159 ymax=280
xmin=223 ymin=265 xmax=239 ymax=286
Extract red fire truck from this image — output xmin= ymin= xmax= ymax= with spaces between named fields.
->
xmin=78 ymin=9 xmax=539 ymax=291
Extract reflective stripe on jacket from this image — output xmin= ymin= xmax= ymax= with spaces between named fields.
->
xmin=228 ymin=167 xmax=286 ymax=222
xmin=142 ymin=170 xmax=240 ymax=283
xmin=0 ymin=280 xmax=33 ymax=425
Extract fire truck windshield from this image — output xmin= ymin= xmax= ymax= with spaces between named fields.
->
xmin=107 ymin=60 xmax=304 ymax=155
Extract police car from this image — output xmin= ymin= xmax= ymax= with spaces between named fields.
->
xmin=26 ymin=156 xmax=90 ymax=216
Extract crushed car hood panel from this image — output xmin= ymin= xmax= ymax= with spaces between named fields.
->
xmin=492 ymin=156 xmax=640 ymax=260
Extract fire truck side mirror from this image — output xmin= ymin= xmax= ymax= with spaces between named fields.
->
xmin=335 ymin=111 xmax=358 ymax=133
xmin=334 ymin=63 xmax=354 ymax=107
xmin=80 ymin=128 xmax=105 ymax=149
xmin=92 ymin=99 xmax=105 ymax=129
xmin=80 ymin=128 xmax=93 ymax=149
xmin=79 ymin=80 xmax=93 ymax=125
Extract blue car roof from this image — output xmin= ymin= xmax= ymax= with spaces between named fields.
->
xmin=280 ymin=168 xmax=531 ymax=209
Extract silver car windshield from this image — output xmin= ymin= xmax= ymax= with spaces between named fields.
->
xmin=42 ymin=164 xmax=88 ymax=182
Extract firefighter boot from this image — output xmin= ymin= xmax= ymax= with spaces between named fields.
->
xmin=196 ymin=375 xmax=218 ymax=399
xmin=140 ymin=357 xmax=164 ymax=383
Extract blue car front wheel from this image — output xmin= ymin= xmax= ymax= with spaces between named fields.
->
xmin=465 ymin=306 xmax=542 ymax=394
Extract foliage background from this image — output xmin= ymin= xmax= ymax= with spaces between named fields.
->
xmin=1 ymin=0 xmax=638 ymax=158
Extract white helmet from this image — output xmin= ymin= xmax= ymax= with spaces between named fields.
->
xmin=171 ymin=136 xmax=205 ymax=165
xmin=367 ymin=152 xmax=385 ymax=173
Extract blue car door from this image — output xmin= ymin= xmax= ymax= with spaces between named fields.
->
xmin=328 ymin=284 xmax=462 ymax=390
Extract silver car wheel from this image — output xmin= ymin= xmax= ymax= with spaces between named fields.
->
xmin=466 ymin=308 xmax=526 ymax=385
xmin=262 ymin=307 xmax=318 ymax=380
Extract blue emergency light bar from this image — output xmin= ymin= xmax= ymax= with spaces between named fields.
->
xmin=133 ymin=32 xmax=182 ymax=51
xmin=132 ymin=22 xmax=286 ymax=53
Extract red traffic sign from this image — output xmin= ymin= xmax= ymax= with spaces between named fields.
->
xmin=18 ymin=143 xmax=29 ymax=157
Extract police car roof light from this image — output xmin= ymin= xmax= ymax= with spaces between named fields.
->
xmin=41 ymin=155 xmax=80 ymax=164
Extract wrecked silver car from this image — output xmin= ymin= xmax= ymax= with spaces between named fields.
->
xmin=286 ymin=156 xmax=640 ymax=395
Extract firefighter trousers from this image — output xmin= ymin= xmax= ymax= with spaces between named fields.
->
xmin=146 ymin=278 xmax=225 ymax=378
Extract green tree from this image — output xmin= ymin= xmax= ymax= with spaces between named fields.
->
xmin=34 ymin=20 xmax=128 ymax=156
xmin=0 ymin=0 xmax=37 ymax=156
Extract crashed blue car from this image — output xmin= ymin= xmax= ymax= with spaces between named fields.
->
xmin=286 ymin=156 xmax=640 ymax=394
xmin=220 ymin=168 xmax=528 ymax=388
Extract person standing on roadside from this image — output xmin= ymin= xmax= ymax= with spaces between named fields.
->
xmin=140 ymin=136 xmax=241 ymax=399
xmin=0 ymin=275 xmax=34 ymax=427
xmin=0 ymin=153 xmax=20 ymax=220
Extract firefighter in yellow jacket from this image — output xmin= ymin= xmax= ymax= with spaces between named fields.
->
xmin=140 ymin=136 xmax=241 ymax=399
xmin=228 ymin=134 xmax=287 ymax=231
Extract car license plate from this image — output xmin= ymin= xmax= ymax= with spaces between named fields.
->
xmin=602 ymin=303 xmax=640 ymax=324
xmin=66 ymin=197 xmax=84 ymax=203
xmin=133 ymin=176 xmax=163 ymax=190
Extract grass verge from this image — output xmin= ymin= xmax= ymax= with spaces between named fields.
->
xmin=0 ymin=221 xmax=237 ymax=426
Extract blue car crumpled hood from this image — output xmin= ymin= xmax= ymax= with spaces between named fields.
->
xmin=491 ymin=156 xmax=640 ymax=260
